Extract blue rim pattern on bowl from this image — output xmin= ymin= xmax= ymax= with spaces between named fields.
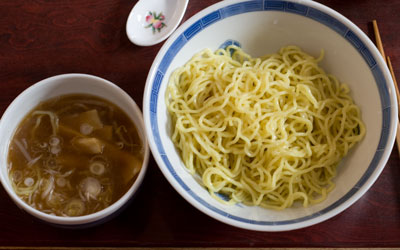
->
xmin=149 ymin=0 xmax=391 ymax=225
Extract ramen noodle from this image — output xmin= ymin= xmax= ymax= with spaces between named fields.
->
xmin=166 ymin=45 xmax=365 ymax=210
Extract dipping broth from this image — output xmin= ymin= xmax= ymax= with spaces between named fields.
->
xmin=7 ymin=94 xmax=143 ymax=216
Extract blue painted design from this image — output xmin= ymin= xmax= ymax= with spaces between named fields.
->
xmin=286 ymin=2 xmax=308 ymax=15
xmin=215 ymin=192 xmax=230 ymax=201
xmin=372 ymin=65 xmax=390 ymax=109
xmin=151 ymin=112 xmax=165 ymax=155
xmin=184 ymin=20 xmax=203 ymax=40
xmin=345 ymin=31 xmax=377 ymax=68
xmin=345 ymin=30 xmax=363 ymax=49
xmin=148 ymin=0 xmax=393 ymax=227
xmin=221 ymin=3 xmax=245 ymax=17
xmin=232 ymin=40 xmax=241 ymax=47
xmin=221 ymin=1 xmax=262 ymax=17
xmin=382 ymin=107 xmax=391 ymax=129
xmin=159 ymin=35 xmax=186 ymax=74
xmin=242 ymin=0 xmax=263 ymax=12
xmin=264 ymin=0 xmax=286 ymax=10
xmin=378 ymin=106 xmax=391 ymax=151
xmin=150 ymin=71 xmax=163 ymax=113
xmin=150 ymin=91 xmax=158 ymax=113
xmin=360 ymin=47 xmax=377 ymax=68
xmin=219 ymin=39 xmax=242 ymax=49
xmin=307 ymin=8 xmax=348 ymax=36
xmin=201 ymin=11 xmax=222 ymax=27
xmin=162 ymin=153 xmax=193 ymax=192
xmin=377 ymin=125 xmax=390 ymax=151
xmin=153 ymin=71 xmax=163 ymax=94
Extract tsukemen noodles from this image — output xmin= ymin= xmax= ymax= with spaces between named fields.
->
xmin=166 ymin=45 xmax=365 ymax=210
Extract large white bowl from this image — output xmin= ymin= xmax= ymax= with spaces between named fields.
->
xmin=143 ymin=0 xmax=397 ymax=231
xmin=0 ymin=74 xmax=149 ymax=227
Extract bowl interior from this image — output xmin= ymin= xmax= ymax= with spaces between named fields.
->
xmin=0 ymin=74 xmax=149 ymax=225
xmin=145 ymin=0 xmax=395 ymax=230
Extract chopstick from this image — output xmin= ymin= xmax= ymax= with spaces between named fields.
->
xmin=373 ymin=20 xmax=386 ymax=62
xmin=373 ymin=20 xmax=400 ymax=154
xmin=386 ymin=56 xmax=400 ymax=150
xmin=387 ymin=56 xmax=400 ymax=113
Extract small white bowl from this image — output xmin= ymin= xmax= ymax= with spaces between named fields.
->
xmin=143 ymin=0 xmax=397 ymax=231
xmin=0 ymin=73 xmax=149 ymax=227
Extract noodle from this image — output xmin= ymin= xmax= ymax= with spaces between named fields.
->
xmin=166 ymin=45 xmax=365 ymax=210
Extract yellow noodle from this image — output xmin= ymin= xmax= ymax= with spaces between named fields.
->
xmin=166 ymin=45 xmax=365 ymax=210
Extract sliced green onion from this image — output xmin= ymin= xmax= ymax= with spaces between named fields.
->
xmin=90 ymin=161 xmax=105 ymax=176
xmin=24 ymin=177 xmax=34 ymax=187
xmin=64 ymin=199 xmax=85 ymax=216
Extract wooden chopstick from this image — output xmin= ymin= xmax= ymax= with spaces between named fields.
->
xmin=387 ymin=56 xmax=400 ymax=115
xmin=373 ymin=20 xmax=400 ymax=154
xmin=386 ymin=56 xmax=400 ymax=150
xmin=373 ymin=20 xmax=386 ymax=62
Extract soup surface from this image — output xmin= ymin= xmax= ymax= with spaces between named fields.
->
xmin=8 ymin=94 xmax=143 ymax=216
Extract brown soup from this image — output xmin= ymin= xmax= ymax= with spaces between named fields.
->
xmin=8 ymin=94 xmax=143 ymax=216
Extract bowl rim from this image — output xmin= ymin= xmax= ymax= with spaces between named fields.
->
xmin=143 ymin=0 xmax=398 ymax=231
xmin=0 ymin=73 xmax=150 ymax=226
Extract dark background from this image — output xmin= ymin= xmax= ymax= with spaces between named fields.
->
xmin=0 ymin=0 xmax=399 ymax=248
